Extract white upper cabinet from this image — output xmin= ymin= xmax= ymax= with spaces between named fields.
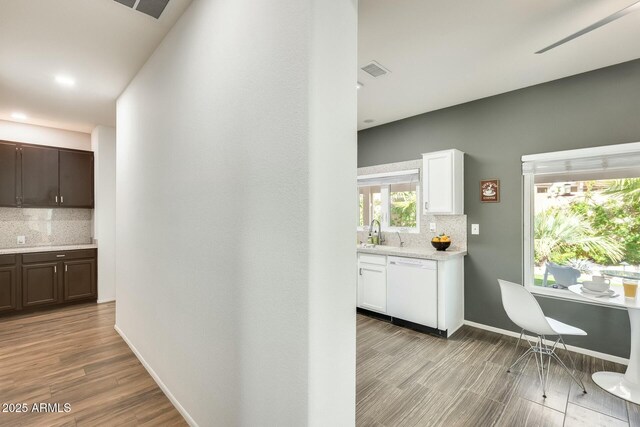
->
xmin=422 ymin=149 xmax=464 ymax=215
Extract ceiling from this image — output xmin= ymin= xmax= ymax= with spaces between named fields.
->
xmin=358 ymin=0 xmax=640 ymax=130
xmin=3 ymin=1 xmax=640 ymax=134
xmin=0 ymin=0 xmax=192 ymax=133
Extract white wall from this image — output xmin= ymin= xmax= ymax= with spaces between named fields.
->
xmin=0 ymin=120 xmax=91 ymax=150
xmin=307 ymin=0 xmax=358 ymax=423
xmin=115 ymin=0 xmax=356 ymax=425
xmin=92 ymin=126 xmax=116 ymax=303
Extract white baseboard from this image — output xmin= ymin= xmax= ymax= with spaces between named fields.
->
xmin=114 ymin=325 xmax=199 ymax=427
xmin=464 ymin=320 xmax=629 ymax=366
xmin=97 ymin=298 xmax=115 ymax=304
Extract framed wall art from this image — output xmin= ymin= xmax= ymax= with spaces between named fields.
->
xmin=480 ymin=179 xmax=500 ymax=203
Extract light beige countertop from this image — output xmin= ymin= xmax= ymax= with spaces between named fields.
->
xmin=357 ymin=244 xmax=467 ymax=261
xmin=0 ymin=244 xmax=97 ymax=255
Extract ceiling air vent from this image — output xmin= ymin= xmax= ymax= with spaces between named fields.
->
xmin=114 ymin=0 xmax=136 ymax=7
xmin=113 ymin=0 xmax=170 ymax=19
xmin=361 ymin=61 xmax=390 ymax=78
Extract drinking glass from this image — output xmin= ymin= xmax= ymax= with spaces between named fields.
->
xmin=623 ymin=279 xmax=639 ymax=299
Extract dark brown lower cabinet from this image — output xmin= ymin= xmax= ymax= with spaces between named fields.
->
xmin=22 ymin=262 xmax=58 ymax=307
xmin=64 ymin=259 xmax=96 ymax=301
xmin=0 ymin=249 xmax=97 ymax=316
xmin=0 ymin=265 xmax=17 ymax=312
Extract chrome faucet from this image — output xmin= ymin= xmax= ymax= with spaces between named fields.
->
xmin=369 ymin=219 xmax=384 ymax=245
xmin=396 ymin=231 xmax=405 ymax=247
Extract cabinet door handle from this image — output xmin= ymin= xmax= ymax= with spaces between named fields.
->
xmin=61 ymin=196 xmax=64 ymax=204
xmin=359 ymin=268 xmax=363 ymax=276
xmin=65 ymin=265 xmax=68 ymax=272
xmin=55 ymin=196 xmax=58 ymax=203
xmin=56 ymin=254 xmax=65 ymax=258
xmin=424 ymin=201 xmax=428 ymax=210
xmin=54 ymin=266 xmax=57 ymax=273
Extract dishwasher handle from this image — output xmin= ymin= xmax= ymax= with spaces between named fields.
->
xmin=388 ymin=257 xmax=437 ymax=270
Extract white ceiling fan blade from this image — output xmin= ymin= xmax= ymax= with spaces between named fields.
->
xmin=536 ymin=0 xmax=640 ymax=54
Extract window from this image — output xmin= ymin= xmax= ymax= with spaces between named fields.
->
xmin=389 ymin=183 xmax=418 ymax=228
xmin=359 ymin=185 xmax=382 ymax=227
xmin=523 ymin=143 xmax=640 ymax=296
xmin=358 ymin=170 xmax=420 ymax=232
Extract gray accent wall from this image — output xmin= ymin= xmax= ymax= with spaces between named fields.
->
xmin=358 ymin=59 xmax=640 ymax=358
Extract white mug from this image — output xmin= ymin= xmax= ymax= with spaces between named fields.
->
xmin=591 ymin=275 xmax=610 ymax=285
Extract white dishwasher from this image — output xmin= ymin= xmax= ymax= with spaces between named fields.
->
xmin=387 ymin=256 xmax=438 ymax=329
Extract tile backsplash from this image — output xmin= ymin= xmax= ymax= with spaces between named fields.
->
xmin=357 ymin=159 xmax=467 ymax=251
xmin=0 ymin=208 xmax=93 ymax=249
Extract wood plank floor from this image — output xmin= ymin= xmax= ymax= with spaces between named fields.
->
xmin=357 ymin=314 xmax=640 ymax=427
xmin=3 ymin=303 xmax=634 ymax=426
xmin=0 ymin=302 xmax=186 ymax=427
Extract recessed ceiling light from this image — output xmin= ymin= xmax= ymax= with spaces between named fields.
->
xmin=363 ymin=119 xmax=375 ymax=124
xmin=55 ymin=75 xmax=76 ymax=87
xmin=11 ymin=112 xmax=27 ymax=120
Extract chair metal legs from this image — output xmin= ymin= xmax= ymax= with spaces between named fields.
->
xmin=506 ymin=330 xmax=525 ymax=373
xmin=558 ymin=336 xmax=587 ymax=393
xmin=506 ymin=330 xmax=587 ymax=398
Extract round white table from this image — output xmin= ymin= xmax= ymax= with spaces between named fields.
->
xmin=569 ymin=284 xmax=640 ymax=404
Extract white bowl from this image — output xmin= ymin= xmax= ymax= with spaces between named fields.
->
xmin=583 ymin=280 xmax=610 ymax=292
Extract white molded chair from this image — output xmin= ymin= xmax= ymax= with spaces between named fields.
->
xmin=498 ymin=279 xmax=587 ymax=398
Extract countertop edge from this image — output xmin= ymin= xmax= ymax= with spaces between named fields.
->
xmin=357 ymin=246 xmax=467 ymax=261
xmin=0 ymin=244 xmax=98 ymax=255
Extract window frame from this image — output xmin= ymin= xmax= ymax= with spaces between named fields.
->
xmin=522 ymin=173 xmax=536 ymax=290
xmin=357 ymin=171 xmax=421 ymax=234
xmin=523 ymin=174 xmax=614 ymax=303
xmin=522 ymin=142 xmax=640 ymax=303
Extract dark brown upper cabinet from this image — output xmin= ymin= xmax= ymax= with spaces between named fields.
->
xmin=0 ymin=141 xmax=94 ymax=209
xmin=0 ymin=141 xmax=18 ymax=207
xmin=59 ymin=150 xmax=94 ymax=208
xmin=21 ymin=145 xmax=60 ymax=207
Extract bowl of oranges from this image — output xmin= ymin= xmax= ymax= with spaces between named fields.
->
xmin=431 ymin=234 xmax=451 ymax=251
